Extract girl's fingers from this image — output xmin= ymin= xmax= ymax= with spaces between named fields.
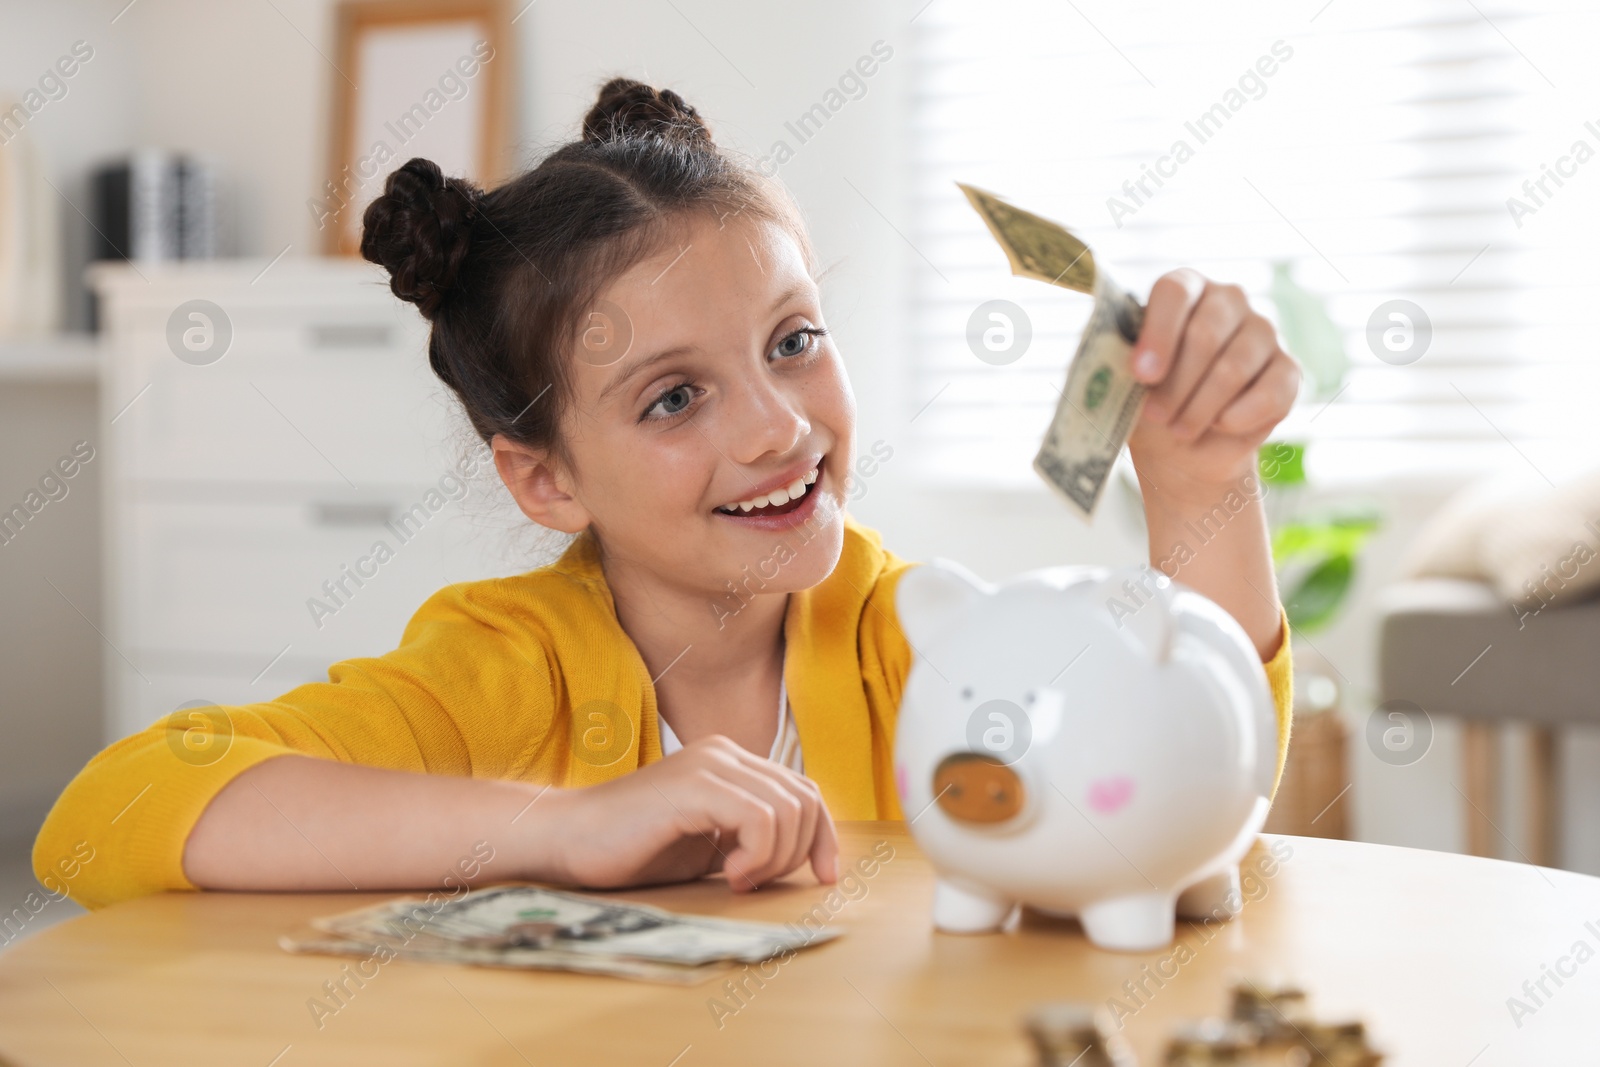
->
xmin=680 ymin=737 xmax=835 ymax=889
xmin=1132 ymin=268 xmax=1203 ymax=385
xmin=795 ymin=778 xmax=827 ymax=881
xmin=1216 ymin=354 xmax=1302 ymax=437
xmin=699 ymin=751 xmax=809 ymax=887
xmin=807 ymin=795 xmax=841 ymax=886
xmin=1169 ymin=316 xmax=1277 ymax=440
xmin=653 ymin=737 xmax=840 ymax=892
xmin=675 ymin=771 xmax=778 ymax=892
xmin=732 ymin=757 xmax=840 ymax=887
xmin=1131 ymin=269 xmax=1206 ymax=385
xmin=1145 ymin=283 xmax=1249 ymax=425
xmin=711 ymin=746 xmax=838 ymax=888
xmin=778 ymin=772 xmax=830 ymax=884
xmin=735 ymin=762 xmax=833 ymax=886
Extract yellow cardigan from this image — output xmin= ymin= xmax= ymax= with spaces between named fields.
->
xmin=35 ymin=515 xmax=1294 ymax=911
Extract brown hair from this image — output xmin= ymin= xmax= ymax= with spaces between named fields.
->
xmin=360 ymin=78 xmax=816 ymax=473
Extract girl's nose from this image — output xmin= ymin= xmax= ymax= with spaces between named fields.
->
xmin=723 ymin=372 xmax=809 ymax=464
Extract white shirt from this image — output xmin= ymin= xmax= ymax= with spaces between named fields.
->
xmin=656 ymin=667 xmax=804 ymax=773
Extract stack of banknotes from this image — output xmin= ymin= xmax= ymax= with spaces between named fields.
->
xmin=280 ymin=884 xmax=840 ymax=985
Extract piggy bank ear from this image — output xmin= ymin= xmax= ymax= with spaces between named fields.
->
xmin=895 ymin=558 xmax=993 ymax=650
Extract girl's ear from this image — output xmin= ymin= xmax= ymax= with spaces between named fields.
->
xmin=491 ymin=433 xmax=592 ymax=534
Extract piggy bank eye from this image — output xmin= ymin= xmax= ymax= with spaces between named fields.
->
xmin=1024 ymin=690 xmax=1035 ymax=705
xmin=960 ymin=686 xmax=973 ymax=700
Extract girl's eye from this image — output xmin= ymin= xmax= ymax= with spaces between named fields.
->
xmin=643 ymin=382 xmax=699 ymax=422
xmin=773 ymin=326 xmax=827 ymax=360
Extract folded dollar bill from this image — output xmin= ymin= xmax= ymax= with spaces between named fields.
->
xmin=958 ymin=183 xmax=1147 ymax=520
xmin=281 ymin=883 xmax=843 ymax=985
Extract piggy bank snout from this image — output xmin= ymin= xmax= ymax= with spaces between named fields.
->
xmin=933 ymin=753 xmax=1025 ymax=824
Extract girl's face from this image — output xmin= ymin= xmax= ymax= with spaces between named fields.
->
xmin=529 ymin=211 xmax=856 ymax=605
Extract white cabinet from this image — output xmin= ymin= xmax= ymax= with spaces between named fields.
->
xmin=92 ymin=260 xmax=530 ymax=741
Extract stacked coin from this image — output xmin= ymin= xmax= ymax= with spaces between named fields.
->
xmin=1024 ymin=1002 xmax=1136 ymax=1067
xmin=1161 ymin=981 xmax=1382 ymax=1066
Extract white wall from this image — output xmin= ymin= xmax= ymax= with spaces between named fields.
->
xmin=0 ymin=0 xmax=140 ymax=328
xmin=0 ymin=1 xmax=132 ymax=844
xmin=2 ymin=0 xmax=1591 ymax=872
xmin=122 ymin=0 xmax=328 ymax=261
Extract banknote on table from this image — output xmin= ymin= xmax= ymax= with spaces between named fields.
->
xmin=957 ymin=183 xmax=1147 ymax=520
xmin=280 ymin=883 xmax=843 ymax=985
xmin=278 ymin=929 xmax=734 ymax=985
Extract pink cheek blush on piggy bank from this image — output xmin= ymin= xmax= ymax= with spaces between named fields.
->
xmin=892 ymin=558 xmax=1278 ymax=953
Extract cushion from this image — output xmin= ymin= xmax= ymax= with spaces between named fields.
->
xmin=1404 ymin=468 xmax=1600 ymax=611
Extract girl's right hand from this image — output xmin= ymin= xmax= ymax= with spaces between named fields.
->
xmin=541 ymin=735 xmax=840 ymax=893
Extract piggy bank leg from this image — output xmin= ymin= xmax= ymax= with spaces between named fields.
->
xmin=1175 ymin=866 xmax=1242 ymax=922
xmin=1078 ymin=893 xmax=1176 ymax=951
xmin=932 ymin=878 xmax=1016 ymax=933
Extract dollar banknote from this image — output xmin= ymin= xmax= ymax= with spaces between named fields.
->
xmin=958 ymin=183 xmax=1147 ymax=520
xmin=283 ymin=883 xmax=843 ymax=984
xmin=278 ymin=929 xmax=731 ymax=984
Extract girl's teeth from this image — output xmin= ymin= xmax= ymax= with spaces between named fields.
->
xmin=719 ymin=467 xmax=822 ymax=514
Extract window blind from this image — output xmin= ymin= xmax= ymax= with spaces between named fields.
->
xmin=907 ymin=0 xmax=1600 ymax=488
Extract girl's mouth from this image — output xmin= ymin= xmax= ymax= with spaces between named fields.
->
xmin=714 ymin=465 xmax=822 ymax=525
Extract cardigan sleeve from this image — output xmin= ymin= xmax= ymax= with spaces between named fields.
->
xmin=857 ymin=549 xmax=921 ymax=819
xmin=32 ymin=581 xmax=558 ymax=911
xmin=1261 ymin=603 xmax=1295 ymax=801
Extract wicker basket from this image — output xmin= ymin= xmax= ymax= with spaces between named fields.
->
xmin=1262 ymin=653 xmax=1350 ymax=839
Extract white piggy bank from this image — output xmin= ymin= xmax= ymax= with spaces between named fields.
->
xmin=892 ymin=559 xmax=1278 ymax=952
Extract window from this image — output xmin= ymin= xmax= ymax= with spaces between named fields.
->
xmin=908 ymin=0 xmax=1600 ymax=489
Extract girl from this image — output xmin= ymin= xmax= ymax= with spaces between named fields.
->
xmin=36 ymin=79 xmax=1298 ymax=910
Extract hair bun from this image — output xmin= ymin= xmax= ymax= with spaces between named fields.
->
xmin=360 ymin=157 xmax=483 ymax=319
xmin=582 ymin=77 xmax=713 ymax=146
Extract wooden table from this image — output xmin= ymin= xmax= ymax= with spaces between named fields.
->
xmin=2 ymin=824 xmax=1596 ymax=1065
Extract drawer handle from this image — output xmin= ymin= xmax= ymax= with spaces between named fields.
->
xmin=309 ymin=324 xmax=392 ymax=348
xmin=311 ymin=502 xmax=397 ymax=526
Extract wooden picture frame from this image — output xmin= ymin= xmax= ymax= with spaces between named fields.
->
xmin=322 ymin=0 xmax=513 ymax=255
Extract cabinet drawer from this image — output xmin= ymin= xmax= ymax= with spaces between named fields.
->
xmin=124 ymin=494 xmax=527 ymax=666
xmin=113 ymin=306 xmax=461 ymax=487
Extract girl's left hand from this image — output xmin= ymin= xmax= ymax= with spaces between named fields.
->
xmin=1126 ymin=269 xmax=1302 ymax=494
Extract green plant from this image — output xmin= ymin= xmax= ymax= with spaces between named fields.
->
xmin=1259 ymin=266 xmax=1382 ymax=635
xmin=1259 ymin=444 xmax=1381 ymax=635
